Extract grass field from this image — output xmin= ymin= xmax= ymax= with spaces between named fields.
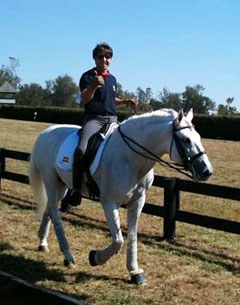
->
xmin=0 ymin=118 xmax=239 ymax=305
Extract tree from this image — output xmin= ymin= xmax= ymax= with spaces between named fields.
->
xmin=149 ymin=98 xmax=162 ymax=110
xmin=0 ymin=57 xmax=21 ymax=88
xmin=135 ymin=87 xmax=152 ymax=111
xmin=116 ymin=83 xmax=135 ymax=99
xmin=217 ymin=97 xmax=237 ymax=115
xmin=50 ymin=75 xmax=78 ymax=107
xmin=158 ymin=87 xmax=182 ymax=110
xmin=182 ymin=85 xmax=215 ymax=114
xmin=16 ymin=83 xmax=50 ymax=106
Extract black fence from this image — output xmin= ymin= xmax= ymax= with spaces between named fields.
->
xmin=0 ymin=148 xmax=239 ymax=239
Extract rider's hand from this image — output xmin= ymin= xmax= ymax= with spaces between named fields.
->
xmin=125 ymin=99 xmax=138 ymax=106
xmin=92 ymin=70 xmax=105 ymax=88
xmin=92 ymin=75 xmax=105 ymax=87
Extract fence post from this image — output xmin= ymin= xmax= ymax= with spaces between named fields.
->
xmin=0 ymin=148 xmax=6 ymax=190
xmin=163 ymin=178 xmax=180 ymax=241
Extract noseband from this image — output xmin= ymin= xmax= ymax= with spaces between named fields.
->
xmin=170 ymin=120 xmax=206 ymax=170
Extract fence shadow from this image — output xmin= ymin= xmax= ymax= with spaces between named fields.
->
xmin=154 ymin=239 xmax=240 ymax=274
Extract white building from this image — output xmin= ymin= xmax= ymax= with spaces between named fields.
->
xmin=0 ymin=81 xmax=17 ymax=104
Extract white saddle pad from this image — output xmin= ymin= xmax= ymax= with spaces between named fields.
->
xmin=56 ymin=122 xmax=118 ymax=175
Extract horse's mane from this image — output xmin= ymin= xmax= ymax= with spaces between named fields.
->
xmin=121 ymin=108 xmax=177 ymax=126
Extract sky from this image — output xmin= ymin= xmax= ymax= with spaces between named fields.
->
xmin=1 ymin=0 xmax=240 ymax=111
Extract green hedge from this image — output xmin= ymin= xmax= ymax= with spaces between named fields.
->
xmin=193 ymin=115 xmax=240 ymax=141
xmin=0 ymin=105 xmax=85 ymax=125
xmin=0 ymin=105 xmax=239 ymax=141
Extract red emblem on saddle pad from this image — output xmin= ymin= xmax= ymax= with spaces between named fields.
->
xmin=62 ymin=156 xmax=69 ymax=163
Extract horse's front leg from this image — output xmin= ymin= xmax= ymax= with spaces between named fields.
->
xmin=89 ymin=202 xmax=124 ymax=266
xmin=127 ymin=195 xmax=148 ymax=285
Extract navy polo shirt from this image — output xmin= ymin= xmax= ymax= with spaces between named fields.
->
xmin=80 ymin=68 xmax=117 ymax=115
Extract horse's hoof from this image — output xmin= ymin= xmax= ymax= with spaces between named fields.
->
xmin=129 ymin=272 xmax=148 ymax=285
xmin=38 ymin=245 xmax=49 ymax=252
xmin=64 ymin=258 xmax=76 ymax=268
xmin=89 ymin=250 xmax=98 ymax=266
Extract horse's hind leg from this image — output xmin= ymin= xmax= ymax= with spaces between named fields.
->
xmin=45 ymin=181 xmax=75 ymax=267
xmin=38 ymin=210 xmax=51 ymax=252
xmin=38 ymin=184 xmax=67 ymax=253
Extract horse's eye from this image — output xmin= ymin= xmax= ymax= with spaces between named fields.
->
xmin=183 ymin=137 xmax=191 ymax=144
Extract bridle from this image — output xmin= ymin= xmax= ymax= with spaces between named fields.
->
xmin=118 ymin=118 xmax=206 ymax=179
xmin=169 ymin=121 xmax=206 ymax=171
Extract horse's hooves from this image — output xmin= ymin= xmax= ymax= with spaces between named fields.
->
xmin=64 ymin=258 xmax=76 ymax=268
xmin=89 ymin=250 xmax=98 ymax=266
xmin=38 ymin=245 xmax=49 ymax=253
xmin=129 ymin=273 xmax=148 ymax=286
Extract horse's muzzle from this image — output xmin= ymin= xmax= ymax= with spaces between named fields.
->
xmin=191 ymin=156 xmax=213 ymax=182
xmin=201 ymin=168 xmax=213 ymax=181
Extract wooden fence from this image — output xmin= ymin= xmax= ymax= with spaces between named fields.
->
xmin=0 ymin=148 xmax=239 ymax=239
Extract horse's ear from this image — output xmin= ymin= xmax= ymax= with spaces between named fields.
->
xmin=177 ymin=109 xmax=184 ymax=122
xmin=186 ymin=108 xmax=193 ymax=122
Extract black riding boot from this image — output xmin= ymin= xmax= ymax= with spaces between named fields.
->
xmin=60 ymin=148 xmax=84 ymax=212
xmin=60 ymin=188 xmax=82 ymax=212
xmin=72 ymin=148 xmax=85 ymax=190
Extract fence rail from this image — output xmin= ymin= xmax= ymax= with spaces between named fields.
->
xmin=0 ymin=148 xmax=239 ymax=239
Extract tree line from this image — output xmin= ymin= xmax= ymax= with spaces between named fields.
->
xmin=0 ymin=58 xmax=238 ymax=115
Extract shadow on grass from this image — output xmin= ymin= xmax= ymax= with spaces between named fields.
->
xmin=74 ymin=271 xmax=127 ymax=285
xmin=0 ymin=242 xmax=14 ymax=252
xmin=0 ymin=243 xmax=66 ymax=284
xmin=152 ymin=239 xmax=240 ymax=274
xmin=63 ymin=212 xmax=110 ymax=235
xmin=0 ymin=193 xmax=34 ymax=211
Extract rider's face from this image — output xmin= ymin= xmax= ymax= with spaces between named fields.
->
xmin=94 ymin=50 xmax=112 ymax=73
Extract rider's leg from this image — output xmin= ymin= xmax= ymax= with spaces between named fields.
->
xmin=61 ymin=116 xmax=117 ymax=210
xmin=72 ymin=117 xmax=104 ymax=190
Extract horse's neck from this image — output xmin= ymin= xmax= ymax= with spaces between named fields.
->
xmin=123 ymin=114 xmax=173 ymax=157
xmin=96 ymin=113 xmax=174 ymax=191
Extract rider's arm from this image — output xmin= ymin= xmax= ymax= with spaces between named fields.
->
xmin=81 ymin=83 xmax=98 ymax=105
xmin=115 ymin=98 xmax=138 ymax=107
xmin=81 ymin=74 xmax=104 ymax=105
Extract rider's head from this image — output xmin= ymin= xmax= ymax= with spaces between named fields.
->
xmin=92 ymin=43 xmax=113 ymax=60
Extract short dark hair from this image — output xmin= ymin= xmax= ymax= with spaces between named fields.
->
xmin=92 ymin=43 xmax=113 ymax=59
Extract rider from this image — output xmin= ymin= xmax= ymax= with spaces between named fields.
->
xmin=61 ymin=42 xmax=138 ymax=211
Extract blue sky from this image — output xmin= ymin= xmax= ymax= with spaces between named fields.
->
xmin=1 ymin=0 xmax=240 ymax=111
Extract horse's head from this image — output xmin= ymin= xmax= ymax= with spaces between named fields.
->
xmin=170 ymin=109 xmax=213 ymax=182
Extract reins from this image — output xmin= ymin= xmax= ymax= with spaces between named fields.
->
xmin=118 ymin=124 xmax=194 ymax=179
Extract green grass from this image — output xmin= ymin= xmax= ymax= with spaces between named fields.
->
xmin=0 ymin=118 xmax=240 ymax=305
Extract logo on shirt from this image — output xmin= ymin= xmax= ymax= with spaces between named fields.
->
xmin=113 ymin=85 xmax=116 ymax=92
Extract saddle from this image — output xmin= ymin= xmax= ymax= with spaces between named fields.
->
xmin=56 ymin=122 xmax=118 ymax=198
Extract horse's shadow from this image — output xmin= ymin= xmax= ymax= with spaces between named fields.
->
xmin=0 ymin=243 xmax=66 ymax=283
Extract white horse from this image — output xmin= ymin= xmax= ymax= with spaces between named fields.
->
xmin=29 ymin=109 xmax=212 ymax=285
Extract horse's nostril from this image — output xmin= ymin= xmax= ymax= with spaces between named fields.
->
xmin=203 ymin=169 xmax=212 ymax=179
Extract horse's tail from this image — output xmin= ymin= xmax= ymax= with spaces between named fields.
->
xmin=29 ymin=146 xmax=47 ymax=219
